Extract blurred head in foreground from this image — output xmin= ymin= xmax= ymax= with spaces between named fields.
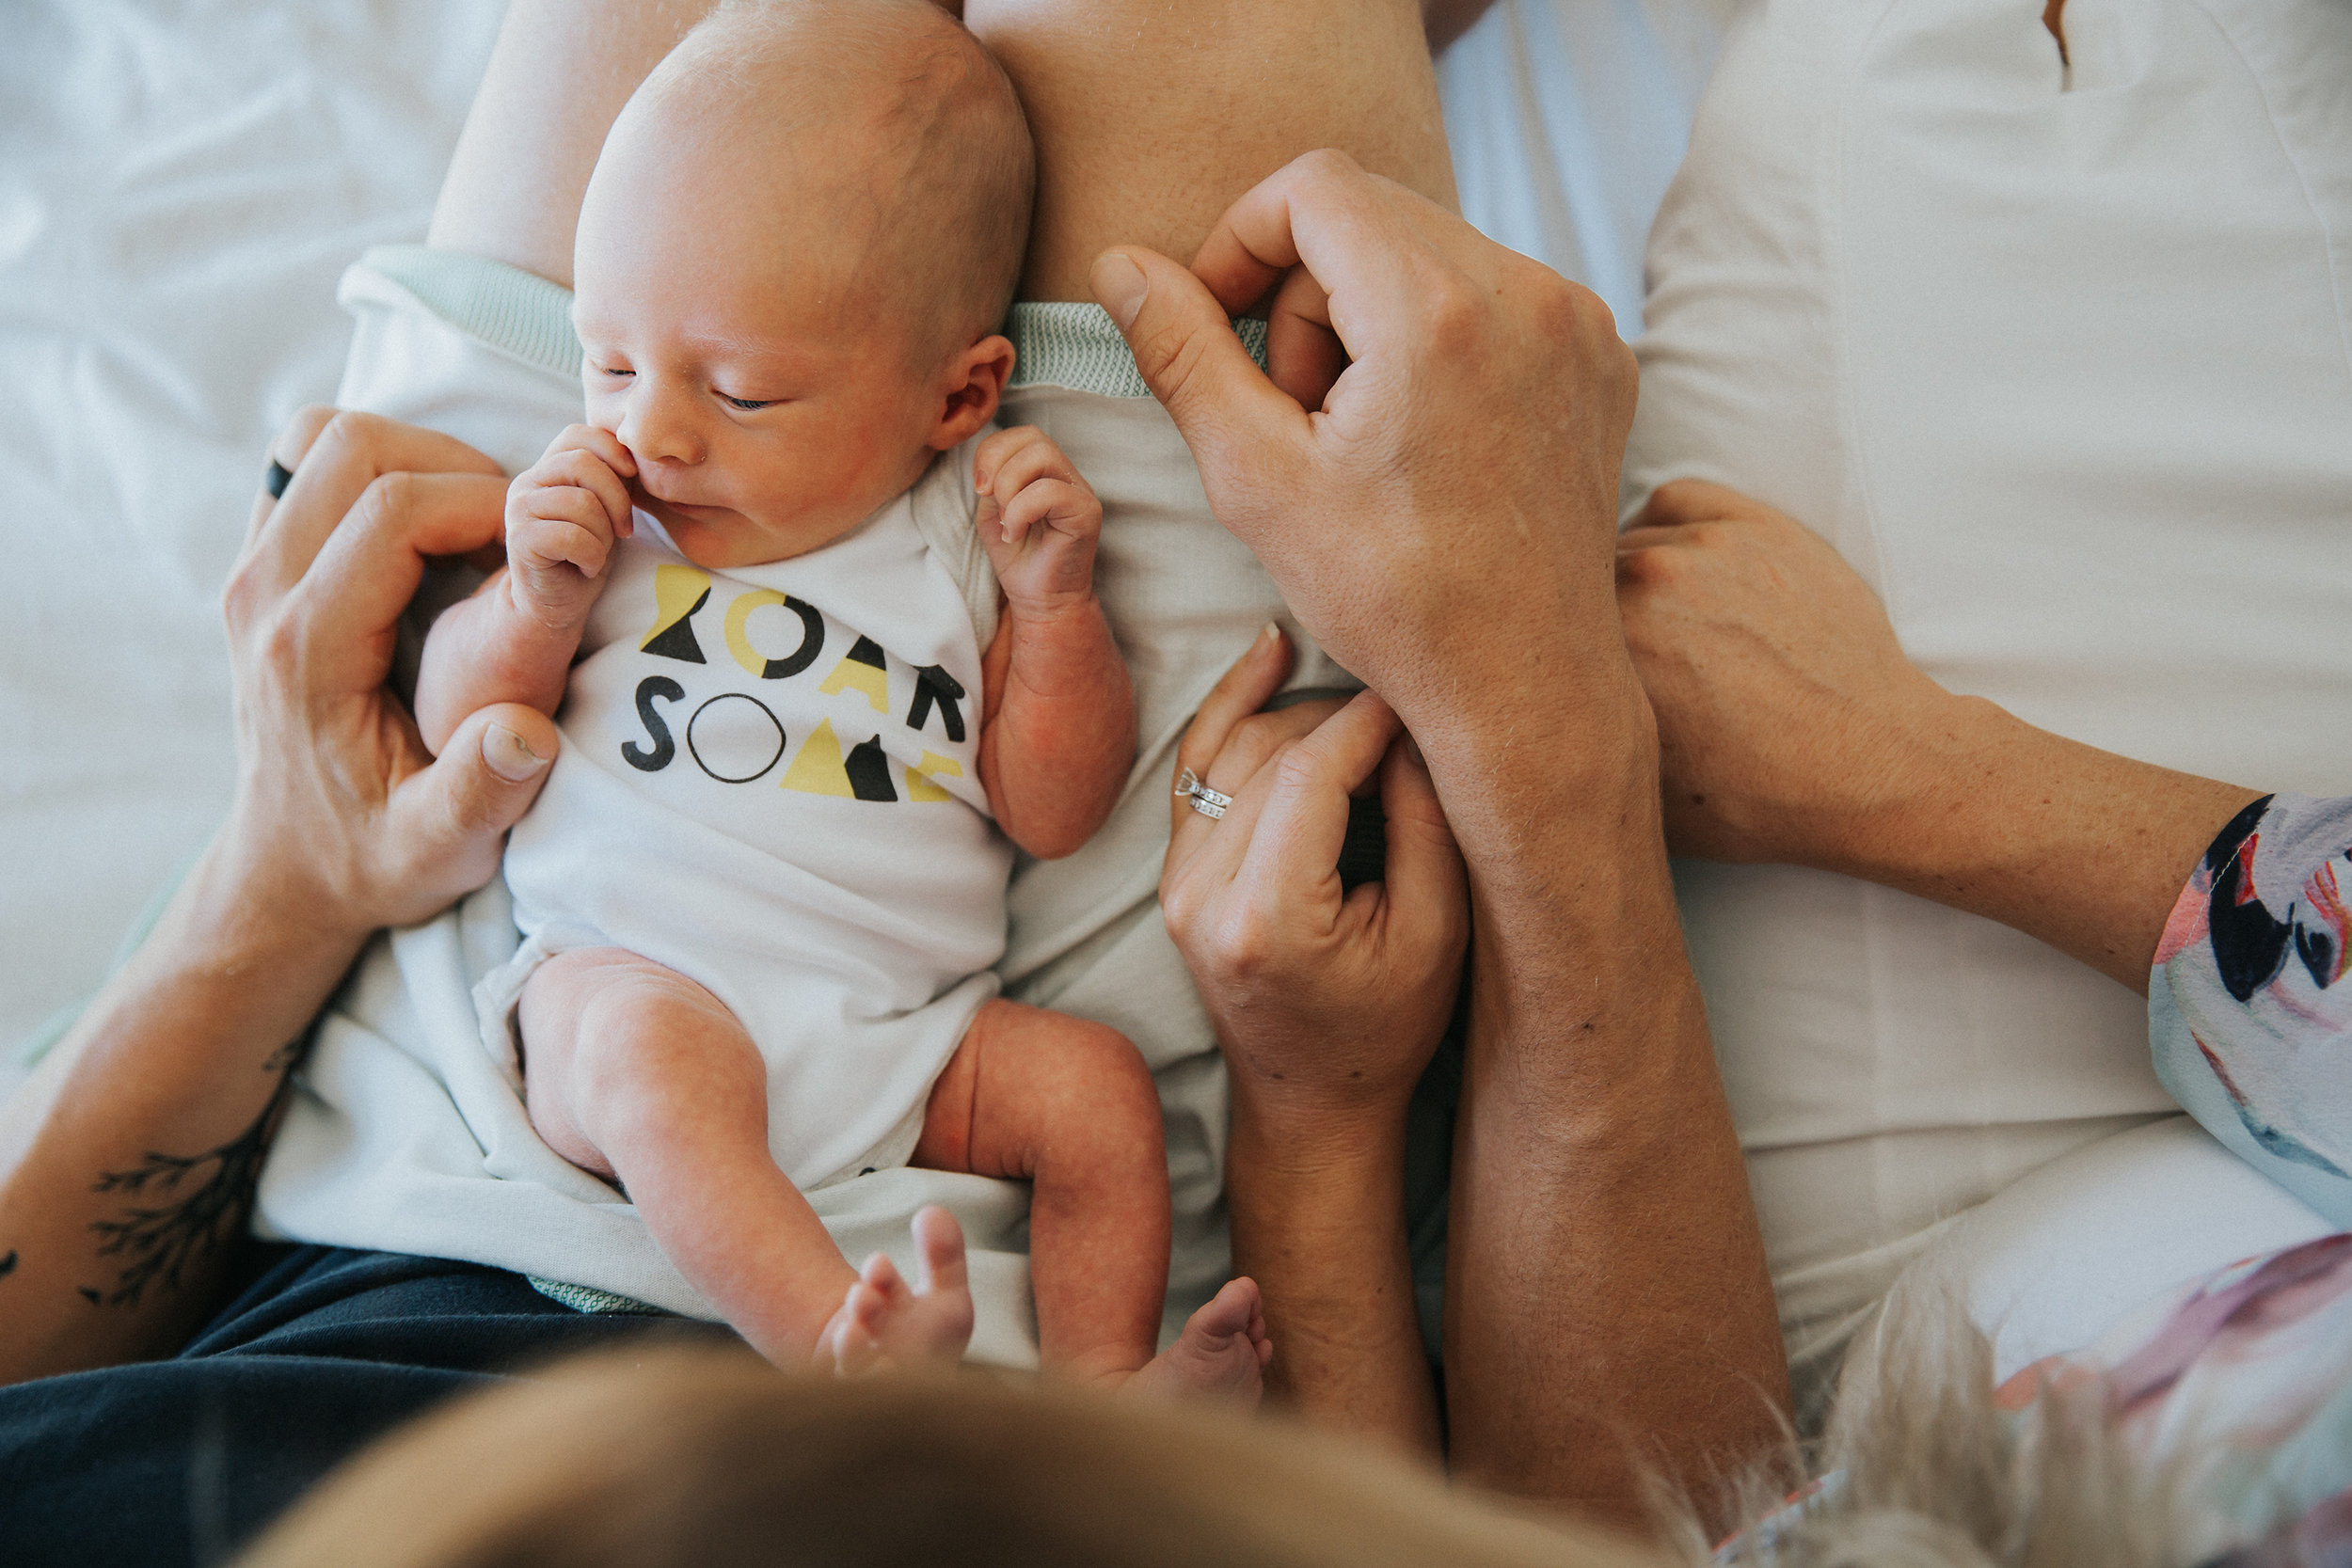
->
xmin=234 ymin=1347 xmax=1660 ymax=1568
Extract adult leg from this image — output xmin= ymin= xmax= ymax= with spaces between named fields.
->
xmin=426 ymin=0 xmax=1457 ymax=303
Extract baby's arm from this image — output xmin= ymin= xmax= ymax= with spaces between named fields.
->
xmin=973 ymin=428 xmax=1136 ymax=859
xmin=415 ymin=425 xmax=638 ymax=753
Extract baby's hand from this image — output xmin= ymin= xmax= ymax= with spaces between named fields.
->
xmin=504 ymin=424 xmax=637 ymax=630
xmin=975 ymin=426 xmax=1104 ymax=617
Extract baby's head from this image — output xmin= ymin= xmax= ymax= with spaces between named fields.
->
xmin=573 ymin=0 xmax=1033 ymax=568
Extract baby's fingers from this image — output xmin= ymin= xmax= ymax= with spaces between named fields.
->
xmin=545 ymin=422 xmax=638 ymax=480
xmin=974 ymin=426 xmax=1077 ymax=497
xmin=511 ymin=497 xmax=614 ymax=578
xmin=526 ymin=446 xmax=634 ymax=536
xmin=1000 ymin=477 xmax=1100 ymax=545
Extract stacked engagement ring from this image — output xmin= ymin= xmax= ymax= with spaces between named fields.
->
xmin=1174 ymin=768 xmax=1232 ymax=821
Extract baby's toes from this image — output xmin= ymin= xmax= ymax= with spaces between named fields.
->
xmin=825 ymin=1282 xmax=897 ymax=1378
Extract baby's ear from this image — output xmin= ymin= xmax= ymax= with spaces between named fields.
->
xmin=930 ymin=334 xmax=1016 ymax=450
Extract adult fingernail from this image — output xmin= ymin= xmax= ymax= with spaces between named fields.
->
xmin=1258 ymin=621 xmax=1281 ymax=647
xmin=1090 ymin=252 xmax=1149 ymax=332
xmin=485 ymin=724 xmax=549 ymax=782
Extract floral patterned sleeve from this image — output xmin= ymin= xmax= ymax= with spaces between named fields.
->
xmin=2153 ymin=792 xmax=2352 ymax=1227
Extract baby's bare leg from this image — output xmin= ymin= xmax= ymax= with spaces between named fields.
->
xmin=916 ymin=999 xmax=1267 ymax=1397
xmin=517 ymin=946 xmax=858 ymax=1365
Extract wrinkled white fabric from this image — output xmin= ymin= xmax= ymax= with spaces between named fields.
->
xmin=1627 ymin=0 xmax=2352 ymax=1412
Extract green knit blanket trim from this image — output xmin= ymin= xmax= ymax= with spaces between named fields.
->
xmin=364 ymin=245 xmax=583 ymax=379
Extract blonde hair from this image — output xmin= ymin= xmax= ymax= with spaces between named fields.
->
xmin=238 ymin=1348 xmax=1669 ymax=1568
xmin=1671 ymin=1274 xmax=2178 ymax=1568
xmin=643 ymin=0 xmax=1034 ymax=361
xmin=237 ymin=1289 xmax=2207 ymax=1568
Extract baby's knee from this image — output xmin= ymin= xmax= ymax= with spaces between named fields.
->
xmin=522 ymin=946 xmax=749 ymax=1094
xmin=1027 ymin=1011 xmax=1165 ymax=1158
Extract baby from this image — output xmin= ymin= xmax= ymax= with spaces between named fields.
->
xmin=413 ymin=0 xmax=1266 ymax=1393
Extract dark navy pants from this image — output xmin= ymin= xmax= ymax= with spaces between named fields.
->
xmin=0 ymin=1243 xmax=734 ymax=1566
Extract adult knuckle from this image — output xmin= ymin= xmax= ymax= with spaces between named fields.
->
xmin=321 ymin=408 xmax=383 ymax=456
xmin=1271 ymin=741 xmax=1326 ymax=797
xmin=357 ymin=469 xmax=413 ymax=529
xmin=1290 ymin=147 xmax=1361 ymax=190
xmin=1215 ymin=907 xmax=1280 ymax=977
xmin=220 ymin=557 xmax=266 ymax=627
xmin=1421 ymin=272 xmax=1487 ymax=341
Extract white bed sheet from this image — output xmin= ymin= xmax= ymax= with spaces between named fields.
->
xmin=0 ymin=0 xmax=1720 ymax=1085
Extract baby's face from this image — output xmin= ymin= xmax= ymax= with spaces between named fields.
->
xmin=572 ymin=126 xmax=946 ymax=571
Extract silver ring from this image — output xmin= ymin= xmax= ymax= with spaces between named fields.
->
xmin=1174 ymin=768 xmax=1232 ymax=821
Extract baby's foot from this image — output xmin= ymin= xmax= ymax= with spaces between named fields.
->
xmin=817 ymin=1205 xmax=976 ymax=1376
xmin=1124 ymin=1276 xmax=1272 ymax=1407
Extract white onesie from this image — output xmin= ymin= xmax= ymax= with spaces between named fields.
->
xmin=475 ymin=436 xmax=1010 ymax=1192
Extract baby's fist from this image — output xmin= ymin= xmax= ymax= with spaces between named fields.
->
xmin=505 ymin=424 xmax=638 ymax=629
xmin=974 ymin=426 xmax=1103 ymax=615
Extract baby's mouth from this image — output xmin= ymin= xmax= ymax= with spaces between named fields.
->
xmin=628 ymin=479 xmax=732 ymax=529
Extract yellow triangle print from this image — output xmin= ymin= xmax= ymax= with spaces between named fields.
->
xmin=818 ymin=635 xmax=891 ymax=712
xmin=779 ymin=717 xmax=855 ymax=798
xmin=639 ymin=565 xmax=711 ymax=663
xmin=905 ymin=751 xmax=962 ymax=803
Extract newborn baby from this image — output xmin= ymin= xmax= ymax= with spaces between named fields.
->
xmin=411 ymin=0 xmax=1266 ymax=1393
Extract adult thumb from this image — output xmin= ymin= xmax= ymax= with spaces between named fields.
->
xmin=1090 ymin=247 xmax=1308 ymax=482
xmin=400 ymin=703 xmax=560 ymax=872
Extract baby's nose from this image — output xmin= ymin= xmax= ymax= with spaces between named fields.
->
xmin=618 ymin=393 xmax=701 ymax=467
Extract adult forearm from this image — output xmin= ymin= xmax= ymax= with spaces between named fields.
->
xmin=0 ymin=839 xmax=365 ymax=1383
xmin=1436 ymin=686 xmax=1788 ymax=1522
xmin=1227 ymin=1101 xmax=1440 ymax=1459
xmin=1808 ymin=694 xmax=2261 ymax=993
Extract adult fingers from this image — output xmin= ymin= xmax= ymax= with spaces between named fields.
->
xmin=244 ymin=404 xmax=341 ymax=556
xmin=276 ymin=472 xmax=510 ymax=686
xmin=1262 ymin=264 xmax=1348 ymax=412
xmin=384 ymin=702 xmax=559 ymax=902
xmin=1092 ymin=245 xmax=1311 ymax=483
xmin=1232 ymin=690 xmax=1402 ymax=921
xmin=1371 ymin=730 xmax=1468 ymax=944
xmin=1631 ymin=478 xmax=1776 ymax=531
xmin=1189 ymin=152 xmax=1481 ymax=374
xmin=1167 ymin=624 xmax=1294 ymax=853
xmin=251 ymin=411 xmax=503 ymax=594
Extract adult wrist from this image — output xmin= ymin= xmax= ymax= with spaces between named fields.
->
xmin=202 ymin=805 xmax=380 ymax=965
xmin=1227 ymin=1077 xmax=1410 ymax=1186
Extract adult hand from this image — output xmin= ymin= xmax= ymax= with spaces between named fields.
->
xmin=1160 ymin=627 xmax=1466 ymax=1452
xmin=0 ymin=407 xmax=560 ymax=1385
xmin=1614 ymin=479 xmax=1959 ymax=869
xmin=222 ymin=406 xmax=562 ymax=943
xmin=1617 ymin=479 xmax=2263 ymax=991
xmin=1160 ymin=627 xmax=1469 ymax=1137
xmin=1089 ymin=150 xmax=1640 ymax=756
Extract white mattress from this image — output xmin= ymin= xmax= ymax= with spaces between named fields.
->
xmin=0 ymin=0 xmax=1721 ymax=1082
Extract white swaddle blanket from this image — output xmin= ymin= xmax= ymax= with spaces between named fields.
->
xmin=253 ymin=252 xmax=1355 ymax=1363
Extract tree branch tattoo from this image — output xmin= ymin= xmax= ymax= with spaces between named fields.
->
xmin=80 ymin=1039 xmax=306 ymax=1309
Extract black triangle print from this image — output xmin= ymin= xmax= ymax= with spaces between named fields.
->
xmin=643 ymin=587 xmax=710 ymax=664
xmin=846 ymin=634 xmax=887 ymax=670
xmin=844 ymin=736 xmax=898 ymax=802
